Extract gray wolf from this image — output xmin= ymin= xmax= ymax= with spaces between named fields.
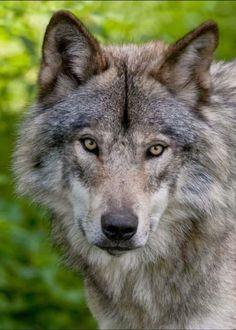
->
xmin=14 ymin=10 xmax=236 ymax=329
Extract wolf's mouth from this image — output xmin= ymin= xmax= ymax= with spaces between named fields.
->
xmin=96 ymin=245 xmax=138 ymax=256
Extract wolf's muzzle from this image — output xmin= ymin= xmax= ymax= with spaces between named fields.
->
xmin=101 ymin=209 xmax=138 ymax=242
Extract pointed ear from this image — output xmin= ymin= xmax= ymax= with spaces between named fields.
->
xmin=152 ymin=21 xmax=219 ymax=105
xmin=38 ymin=10 xmax=107 ymax=100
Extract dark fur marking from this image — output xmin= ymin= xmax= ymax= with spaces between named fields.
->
xmin=32 ymin=156 xmax=43 ymax=169
xmin=77 ymin=219 xmax=86 ymax=237
xmin=122 ymin=62 xmax=130 ymax=130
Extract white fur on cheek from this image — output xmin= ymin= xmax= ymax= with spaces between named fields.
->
xmin=69 ymin=179 xmax=90 ymax=217
xmin=68 ymin=179 xmax=105 ymax=247
xmin=149 ymin=185 xmax=169 ymax=232
xmin=133 ymin=185 xmax=169 ymax=248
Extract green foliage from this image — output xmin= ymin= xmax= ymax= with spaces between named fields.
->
xmin=0 ymin=1 xmax=236 ymax=329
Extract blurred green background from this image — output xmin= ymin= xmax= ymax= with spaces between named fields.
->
xmin=1 ymin=1 xmax=236 ymax=329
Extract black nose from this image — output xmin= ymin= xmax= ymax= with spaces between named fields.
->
xmin=101 ymin=209 xmax=138 ymax=242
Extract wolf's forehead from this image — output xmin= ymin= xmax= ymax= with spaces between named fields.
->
xmin=46 ymin=63 xmax=198 ymax=145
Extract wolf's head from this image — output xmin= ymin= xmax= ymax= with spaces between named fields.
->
xmin=15 ymin=11 xmax=229 ymax=265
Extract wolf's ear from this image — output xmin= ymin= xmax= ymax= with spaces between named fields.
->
xmin=152 ymin=21 xmax=218 ymax=104
xmin=38 ymin=10 xmax=107 ymax=100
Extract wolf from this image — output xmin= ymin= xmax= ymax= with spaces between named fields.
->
xmin=14 ymin=10 xmax=236 ymax=329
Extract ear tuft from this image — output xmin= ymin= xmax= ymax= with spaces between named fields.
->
xmin=38 ymin=10 xmax=107 ymax=100
xmin=151 ymin=20 xmax=219 ymax=105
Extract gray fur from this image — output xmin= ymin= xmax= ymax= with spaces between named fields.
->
xmin=14 ymin=11 xmax=236 ymax=329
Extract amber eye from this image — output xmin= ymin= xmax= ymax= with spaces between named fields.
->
xmin=81 ymin=138 xmax=98 ymax=153
xmin=148 ymin=144 xmax=165 ymax=157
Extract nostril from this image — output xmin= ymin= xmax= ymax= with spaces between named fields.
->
xmin=123 ymin=226 xmax=136 ymax=235
xmin=105 ymin=225 xmax=117 ymax=232
xmin=101 ymin=209 xmax=138 ymax=242
xmin=103 ymin=225 xmax=117 ymax=237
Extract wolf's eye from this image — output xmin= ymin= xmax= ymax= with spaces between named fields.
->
xmin=81 ymin=138 xmax=98 ymax=154
xmin=148 ymin=144 xmax=165 ymax=157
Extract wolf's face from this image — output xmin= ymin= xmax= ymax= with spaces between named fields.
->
xmin=15 ymin=11 xmax=221 ymax=261
xmin=62 ymin=76 xmax=202 ymax=255
xmin=65 ymin=80 xmax=173 ymax=254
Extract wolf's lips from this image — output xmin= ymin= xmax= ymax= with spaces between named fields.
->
xmin=96 ymin=245 xmax=140 ymax=256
